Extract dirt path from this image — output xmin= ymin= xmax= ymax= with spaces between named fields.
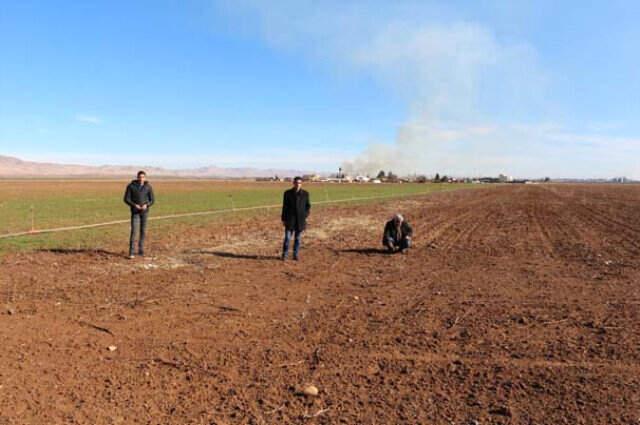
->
xmin=1 ymin=185 xmax=639 ymax=424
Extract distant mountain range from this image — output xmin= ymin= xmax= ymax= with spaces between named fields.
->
xmin=0 ymin=155 xmax=311 ymax=178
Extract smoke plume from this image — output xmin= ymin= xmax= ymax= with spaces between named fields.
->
xmin=214 ymin=1 xmax=636 ymax=179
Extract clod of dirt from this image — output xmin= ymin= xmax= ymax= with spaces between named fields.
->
xmin=489 ymin=406 xmax=512 ymax=417
xmin=302 ymin=385 xmax=319 ymax=397
xmin=366 ymin=364 xmax=381 ymax=376
xmin=107 ymin=345 xmax=118 ymax=352
xmin=6 ymin=306 xmax=16 ymax=315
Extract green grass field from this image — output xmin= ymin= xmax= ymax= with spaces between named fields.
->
xmin=0 ymin=180 xmax=471 ymax=252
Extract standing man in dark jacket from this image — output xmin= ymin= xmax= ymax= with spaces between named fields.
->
xmin=281 ymin=176 xmax=311 ymax=261
xmin=124 ymin=171 xmax=155 ymax=259
xmin=383 ymin=213 xmax=413 ymax=253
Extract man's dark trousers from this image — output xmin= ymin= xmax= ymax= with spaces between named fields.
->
xmin=282 ymin=229 xmax=302 ymax=259
xmin=129 ymin=211 xmax=148 ymax=256
xmin=384 ymin=237 xmax=411 ymax=252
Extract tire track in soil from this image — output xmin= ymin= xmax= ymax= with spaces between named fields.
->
xmin=575 ymin=205 xmax=640 ymax=252
xmin=547 ymin=185 xmax=640 ymax=235
xmin=530 ymin=186 xmax=634 ymax=269
xmin=529 ymin=200 xmax=557 ymax=259
xmin=369 ymin=351 xmax=640 ymax=373
xmin=418 ymin=188 xmax=502 ymax=252
xmin=424 ymin=209 xmax=489 ymax=253
xmin=546 ymin=190 xmax=640 ymax=267
xmin=444 ymin=210 xmax=496 ymax=254
xmin=543 ymin=185 xmax=640 ymax=252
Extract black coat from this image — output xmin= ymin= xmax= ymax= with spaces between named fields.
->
xmin=383 ymin=220 xmax=413 ymax=243
xmin=124 ymin=180 xmax=155 ymax=213
xmin=281 ymin=188 xmax=311 ymax=231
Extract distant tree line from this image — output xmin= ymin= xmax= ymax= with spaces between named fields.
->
xmin=376 ymin=170 xmax=399 ymax=182
xmin=434 ymin=173 xmax=449 ymax=183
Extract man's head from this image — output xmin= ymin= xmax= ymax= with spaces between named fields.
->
xmin=293 ymin=176 xmax=303 ymax=190
xmin=137 ymin=170 xmax=147 ymax=184
xmin=393 ymin=213 xmax=404 ymax=224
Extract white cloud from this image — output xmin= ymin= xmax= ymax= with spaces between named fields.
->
xmin=75 ymin=114 xmax=102 ymax=125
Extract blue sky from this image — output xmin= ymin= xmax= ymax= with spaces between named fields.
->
xmin=1 ymin=1 xmax=639 ymax=178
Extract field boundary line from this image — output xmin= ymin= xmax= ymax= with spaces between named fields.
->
xmin=0 ymin=188 xmax=459 ymax=240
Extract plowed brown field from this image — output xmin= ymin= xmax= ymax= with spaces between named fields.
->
xmin=1 ymin=184 xmax=639 ymax=424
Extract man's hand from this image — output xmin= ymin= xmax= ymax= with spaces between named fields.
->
xmin=134 ymin=204 xmax=142 ymax=210
xmin=141 ymin=204 xmax=148 ymax=211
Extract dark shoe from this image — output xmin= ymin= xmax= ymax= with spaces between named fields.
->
xmin=293 ymin=255 xmax=299 ymax=261
xmin=281 ymin=254 xmax=287 ymax=261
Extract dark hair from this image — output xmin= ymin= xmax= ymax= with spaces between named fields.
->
xmin=137 ymin=170 xmax=147 ymax=177
xmin=293 ymin=176 xmax=302 ymax=182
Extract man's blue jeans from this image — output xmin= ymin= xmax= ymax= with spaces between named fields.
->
xmin=282 ymin=229 xmax=302 ymax=258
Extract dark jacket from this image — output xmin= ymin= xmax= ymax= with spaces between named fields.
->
xmin=124 ymin=180 xmax=155 ymax=213
xmin=383 ymin=220 xmax=413 ymax=243
xmin=281 ymin=188 xmax=311 ymax=231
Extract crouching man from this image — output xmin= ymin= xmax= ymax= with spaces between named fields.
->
xmin=383 ymin=213 xmax=413 ymax=253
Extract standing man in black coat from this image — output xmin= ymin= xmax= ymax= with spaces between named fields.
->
xmin=281 ymin=176 xmax=311 ymax=261
xmin=123 ymin=170 xmax=155 ymax=259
